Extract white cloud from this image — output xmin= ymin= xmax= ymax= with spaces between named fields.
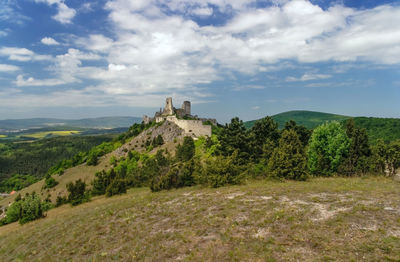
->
xmin=286 ymin=73 xmax=332 ymax=82
xmin=76 ymin=34 xmax=113 ymax=53
xmin=41 ymin=37 xmax=60 ymax=45
xmin=191 ymin=7 xmax=213 ymax=16
xmin=251 ymin=106 xmax=260 ymax=110
xmin=6 ymin=0 xmax=400 ymax=110
xmin=0 ymin=64 xmax=20 ymax=72
xmin=15 ymin=75 xmax=67 ymax=87
xmin=0 ymin=47 xmax=52 ymax=62
xmin=0 ymin=30 xmax=7 ymax=37
xmin=34 ymin=0 xmax=76 ymax=24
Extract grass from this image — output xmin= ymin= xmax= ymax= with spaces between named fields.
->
xmin=0 ymin=135 xmax=7 ymax=138
xmin=0 ymin=176 xmax=399 ymax=261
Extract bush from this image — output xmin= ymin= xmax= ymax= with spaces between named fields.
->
xmin=105 ymin=179 xmax=127 ymax=197
xmin=66 ymin=179 xmax=90 ymax=206
xmin=268 ymin=130 xmax=308 ymax=181
xmin=308 ymin=121 xmax=350 ymax=175
xmin=0 ymin=193 xmax=46 ymax=225
xmin=201 ymin=154 xmax=243 ymax=188
xmin=43 ymin=173 xmax=58 ymax=189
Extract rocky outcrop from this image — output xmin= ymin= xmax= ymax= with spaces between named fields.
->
xmin=114 ymin=121 xmax=184 ymax=157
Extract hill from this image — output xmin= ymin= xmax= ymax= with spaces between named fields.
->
xmin=244 ymin=110 xmax=350 ymax=129
xmin=0 ymin=177 xmax=399 ymax=261
xmin=0 ymin=116 xmax=141 ymax=131
xmin=245 ymin=110 xmax=400 ymax=143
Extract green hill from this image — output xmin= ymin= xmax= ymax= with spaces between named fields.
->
xmin=244 ymin=110 xmax=351 ymax=129
xmin=245 ymin=110 xmax=400 ymax=143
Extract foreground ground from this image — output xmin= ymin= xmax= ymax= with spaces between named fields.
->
xmin=0 ymin=176 xmax=399 ymax=261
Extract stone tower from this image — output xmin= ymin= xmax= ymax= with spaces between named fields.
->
xmin=163 ymin=97 xmax=174 ymax=115
xmin=182 ymin=101 xmax=191 ymax=116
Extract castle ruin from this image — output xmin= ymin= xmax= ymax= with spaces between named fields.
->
xmin=143 ymin=98 xmax=216 ymax=137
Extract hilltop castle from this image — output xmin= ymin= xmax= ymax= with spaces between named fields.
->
xmin=143 ymin=98 xmax=216 ymax=137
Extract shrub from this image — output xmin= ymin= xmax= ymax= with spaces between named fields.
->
xmin=105 ymin=179 xmax=127 ymax=197
xmin=43 ymin=173 xmax=58 ymax=189
xmin=268 ymin=130 xmax=308 ymax=181
xmin=308 ymin=121 xmax=350 ymax=175
xmin=201 ymin=154 xmax=243 ymax=188
xmin=0 ymin=193 xmax=46 ymax=225
xmin=66 ymin=179 xmax=90 ymax=206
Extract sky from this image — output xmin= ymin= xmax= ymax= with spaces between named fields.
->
xmin=0 ymin=0 xmax=399 ymax=123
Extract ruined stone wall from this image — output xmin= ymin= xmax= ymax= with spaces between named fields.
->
xmin=164 ymin=116 xmax=211 ymax=137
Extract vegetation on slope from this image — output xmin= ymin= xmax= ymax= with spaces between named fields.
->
xmin=244 ymin=110 xmax=350 ymax=129
xmin=0 ymin=135 xmax=115 ymax=192
xmin=245 ymin=110 xmax=400 ymax=143
xmin=0 ymin=177 xmax=398 ymax=261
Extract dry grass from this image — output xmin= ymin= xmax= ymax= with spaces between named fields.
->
xmin=0 ymin=176 xmax=399 ymax=261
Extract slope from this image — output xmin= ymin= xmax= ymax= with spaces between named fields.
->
xmin=245 ymin=110 xmax=400 ymax=143
xmin=0 ymin=121 xmax=185 ymax=206
xmin=0 ymin=177 xmax=399 ymax=261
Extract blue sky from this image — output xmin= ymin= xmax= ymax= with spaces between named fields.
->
xmin=0 ymin=0 xmax=399 ymax=123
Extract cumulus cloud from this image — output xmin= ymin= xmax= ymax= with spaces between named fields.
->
xmin=41 ymin=37 xmax=60 ymax=45
xmin=0 ymin=64 xmax=20 ymax=72
xmin=0 ymin=47 xmax=52 ymax=62
xmin=34 ymin=0 xmax=76 ymax=24
xmin=7 ymin=0 xmax=400 ymax=110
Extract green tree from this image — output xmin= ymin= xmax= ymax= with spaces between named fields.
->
xmin=340 ymin=119 xmax=372 ymax=175
xmin=176 ymin=136 xmax=195 ymax=162
xmin=308 ymin=121 xmax=350 ymax=175
xmin=217 ymin=117 xmax=251 ymax=162
xmin=249 ymin=116 xmax=280 ymax=161
xmin=66 ymin=179 xmax=90 ymax=206
xmin=268 ymin=129 xmax=308 ymax=181
xmin=386 ymin=140 xmax=400 ymax=176
xmin=284 ymin=120 xmax=311 ymax=147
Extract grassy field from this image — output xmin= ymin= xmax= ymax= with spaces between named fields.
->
xmin=21 ymin=130 xmax=82 ymax=139
xmin=0 ymin=176 xmax=399 ymax=261
xmin=0 ymin=135 xmax=6 ymax=138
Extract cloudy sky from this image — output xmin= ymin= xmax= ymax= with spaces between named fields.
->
xmin=0 ymin=0 xmax=399 ymax=122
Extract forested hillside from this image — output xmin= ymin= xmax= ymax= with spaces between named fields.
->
xmin=244 ymin=110 xmax=350 ymax=129
xmin=0 ymin=135 xmax=115 ymax=192
xmin=245 ymin=111 xmax=400 ymax=143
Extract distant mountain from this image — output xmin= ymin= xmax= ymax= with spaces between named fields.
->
xmin=0 ymin=116 xmax=141 ymax=131
xmin=244 ymin=110 xmax=351 ymax=129
xmin=245 ymin=110 xmax=400 ymax=143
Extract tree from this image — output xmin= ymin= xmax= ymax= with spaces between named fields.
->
xmin=284 ymin=120 xmax=311 ymax=147
xmin=268 ymin=129 xmax=308 ymax=181
xmin=339 ymin=119 xmax=372 ymax=175
xmin=249 ymin=116 xmax=280 ymax=161
xmin=370 ymin=139 xmax=387 ymax=174
xmin=308 ymin=121 xmax=350 ymax=175
xmin=66 ymin=179 xmax=89 ymax=206
xmin=386 ymin=140 xmax=400 ymax=176
xmin=217 ymin=117 xmax=251 ymax=162
xmin=176 ymin=136 xmax=195 ymax=162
